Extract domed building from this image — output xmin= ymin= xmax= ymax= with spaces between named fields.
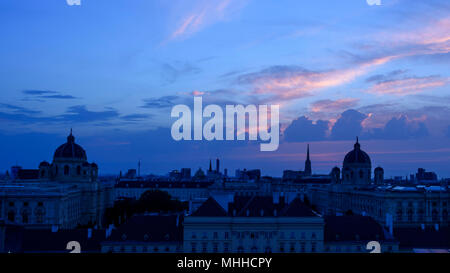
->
xmin=1 ymin=130 xmax=113 ymax=229
xmin=342 ymin=137 xmax=371 ymax=185
xmin=39 ymin=129 xmax=98 ymax=182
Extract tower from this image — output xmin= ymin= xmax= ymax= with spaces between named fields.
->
xmin=304 ymin=144 xmax=312 ymax=176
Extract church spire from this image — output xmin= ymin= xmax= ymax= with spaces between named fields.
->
xmin=304 ymin=144 xmax=312 ymax=176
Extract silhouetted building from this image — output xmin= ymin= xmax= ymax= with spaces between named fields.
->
xmin=101 ymin=214 xmax=183 ymax=253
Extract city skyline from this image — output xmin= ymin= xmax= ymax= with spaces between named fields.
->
xmin=0 ymin=0 xmax=449 ymax=177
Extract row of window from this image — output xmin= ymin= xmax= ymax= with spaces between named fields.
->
xmin=190 ymin=231 xmax=317 ymax=240
xmin=189 ymin=242 xmax=318 ymax=253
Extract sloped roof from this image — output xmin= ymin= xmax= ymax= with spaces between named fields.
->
xmin=282 ymin=197 xmax=316 ymax=217
xmin=324 ymin=216 xmax=393 ymax=242
xmin=107 ymin=214 xmax=183 ymax=242
xmin=191 ymin=196 xmax=317 ymax=218
xmin=191 ymin=197 xmax=227 ymax=217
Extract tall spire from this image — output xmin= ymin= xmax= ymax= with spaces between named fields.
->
xmin=304 ymin=144 xmax=312 ymax=176
xmin=307 ymin=144 xmax=310 ymax=161
xmin=209 ymin=159 xmax=212 ymax=172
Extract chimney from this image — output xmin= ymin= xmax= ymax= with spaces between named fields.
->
xmin=87 ymin=228 xmax=92 ymax=239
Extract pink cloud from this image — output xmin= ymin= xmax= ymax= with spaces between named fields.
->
xmin=168 ymin=0 xmax=248 ymax=41
xmin=366 ymin=76 xmax=449 ymax=95
xmin=311 ymin=98 xmax=360 ymax=113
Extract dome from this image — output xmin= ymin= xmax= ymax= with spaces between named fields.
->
xmin=374 ymin=166 xmax=384 ymax=172
xmin=343 ymin=137 xmax=371 ymax=166
xmin=39 ymin=161 xmax=50 ymax=167
xmin=53 ymin=130 xmax=87 ymax=161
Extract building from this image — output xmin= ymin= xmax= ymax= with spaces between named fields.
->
xmin=282 ymin=144 xmax=313 ymax=180
xmin=324 ymin=215 xmax=398 ymax=253
xmin=101 ymin=214 xmax=183 ymax=253
xmin=115 ymin=180 xmax=213 ymax=202
xmin=183 ymin=195 xmax=324 ymax=253
xmin=0 ymin=131 xmax=114 ymax=229
xmin=308 ymin=138 xmax=449 ymax=229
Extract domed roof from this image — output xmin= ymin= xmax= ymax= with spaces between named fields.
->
xmin=39 ymin=161 xmax=50 ymax=167
xmin=53 ymin=130 xmax=87 ymax=161
xmin=343 ymin=137 xmax=371 ymax=166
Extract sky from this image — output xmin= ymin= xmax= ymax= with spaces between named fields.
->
xmin=0 ymin=0 xmax=449 ymax=178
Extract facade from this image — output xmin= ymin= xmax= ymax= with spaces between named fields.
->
xmin=308 ymin=138 xmax=449 ymax=229
xmin=184 ymin=196 xmax=324 ymax=253
xmin=0 ymin=131 xmax=114 ymax=229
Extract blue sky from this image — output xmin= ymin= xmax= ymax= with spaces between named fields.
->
xmin=0 ymin=0 xmax=449 ymax=177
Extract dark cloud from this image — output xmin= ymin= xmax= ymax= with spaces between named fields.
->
xmin=57 ymin=105 xmax=119 ymax=123
xmin=283 ymin=116 xmax=329 ymax=142
xmin=0 ymin=103 xmax=41 ymax=115
xmin=22 ymin=89 xmax=79 ymax=100
xmin=40 ymin=95 xmax=77 ymax=99
xmin=364 ymin=116 xmax=429 ymax=140
xmin=121 ymin=113 xmax=153 ymax=121
xmin=22 ymin=90 xmax=58 ymax=95
xmin=330 ymin=110 xmax=367 ymax=140
xmin=141 ymin=96 xmax=180 ymax=109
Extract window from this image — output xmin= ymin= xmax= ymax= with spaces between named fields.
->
xmin=77 ymin=165 xmax=81 ymax=175
xmin=191 ymin=243 xmax=197 ymax=253
xmin=22 ymin=210 xmax=29 ymax=224
xmin=64 ymin=165 xmax=70 ymax=175
xmin=191 ymin=232 xmax=197 ymax=239
xmin=202 ymin=242 xmax=207 ymax=252
xmin=311 ymin=232 xmax=316 ymax=239
xmin=7 ymin=211 xmax=15 ymax=222
xmin=300 ymin=243 xmax=305 ymax=252
xmin=311 ymin=243 xmax=316 ymax=252
xmin=290 ymin=243 xmax=295 ymax=252
xmin=213 ymin=232 xmax=218 ymax=239
xmin=279 ymin=243 xmax=285 ymax=253
xmin=213 ymin=243 xmax=218 ymax=253
xmin=224 ymin=243 xmax=229 ymax=253
xmin=224 ymin=232 xmax=229 ymax=239
xmin=359 ymin=170 xmax=364 ymax=179
xmin=432 ymin=209 xmax=438 ymax=222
